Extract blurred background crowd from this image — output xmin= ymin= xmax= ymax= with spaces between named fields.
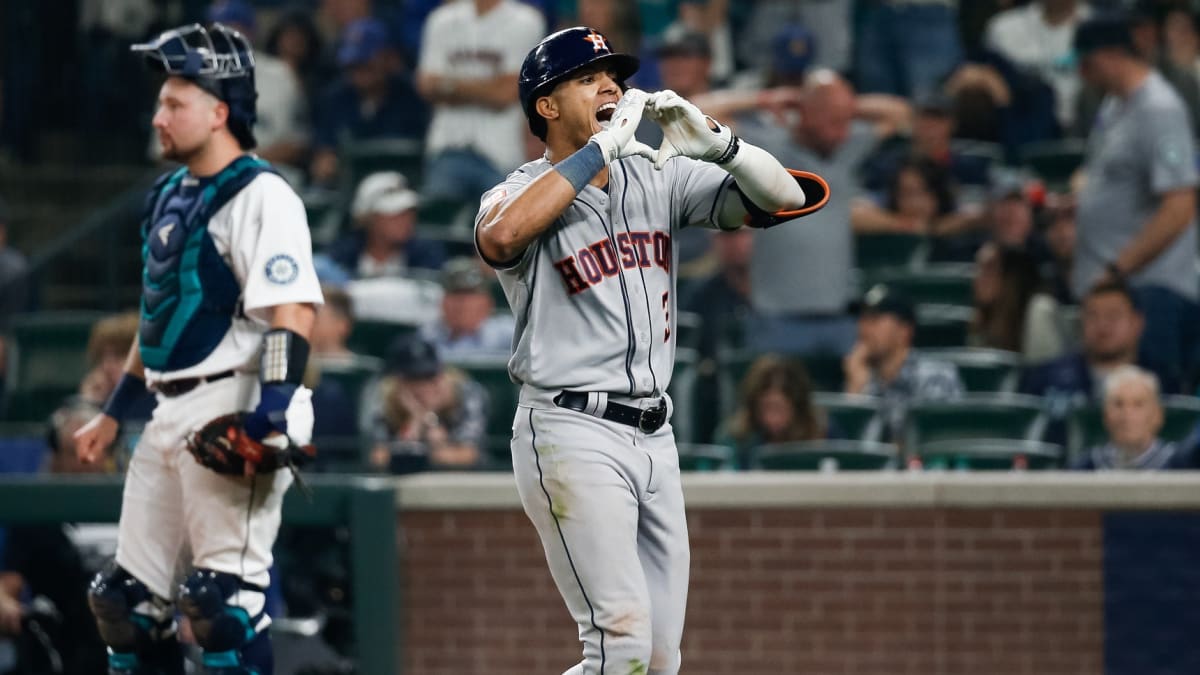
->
xmin=6 ymin=0 xmax=1200 ymax=671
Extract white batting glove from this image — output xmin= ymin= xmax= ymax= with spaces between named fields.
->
xmin=646 ymin=89 xmax=738 ymax=170
xmin=590 ymin=88 xmax=656 ymax=163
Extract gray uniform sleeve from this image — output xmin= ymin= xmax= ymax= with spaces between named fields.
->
xmin=1140 ymin=102 xmax=1199 ymax=194
xmin=666 ymin=157 xmax=737 ymax=231
xmin=475 ymin=170 xmax=537 ymax=269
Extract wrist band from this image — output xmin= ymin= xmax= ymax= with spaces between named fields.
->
xmin=102 ymin=373 xmax=147 ymax=422
xmin=260 ymin=328 xmax=310 ymax=385
xmin=556 ymin=142 xmax=606 ymax=193
xmin=714 ymin=134 xmax=740 ymax=165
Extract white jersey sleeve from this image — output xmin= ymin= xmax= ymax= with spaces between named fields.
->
xmin=666 ymin=157 xmax=739 ymax=231
xmin=232 ymin=173 xmax=324 ymax=320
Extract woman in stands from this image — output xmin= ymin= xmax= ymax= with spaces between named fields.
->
xmin=720 ymin=355 xmax=836 ymax=469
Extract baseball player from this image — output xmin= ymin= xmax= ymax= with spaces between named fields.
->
xmin=476 ymin=26 xmax=829 ymax=675
xmin=72 ymin=23 xmax=323 ymax=675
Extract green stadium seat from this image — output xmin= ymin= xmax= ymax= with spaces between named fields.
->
xmin=1018 ymin=138 xmax=1087 ymax=190
xmin=812 ymin=392 xmax=883 ymax=440
xmin=669 ymin=347 xmax=700 ymax=444
xmin=921 ymin=348 xmax=1020 ymax=393
xmin=914 ymin=304 xmax=973 ymax=349
xmin=674 ymin=311 xmax=703 ymax=353
xmin=339 ymin=137 xmax=424 ymax=198
xmin=677 ymin=443 xmax=736 ymax=471
xmin=751 ymin=440 xmax=898 ymax=471
xmin=1066 ymin=395 xmax=1200 ymax=460
xmin=904 ymin=394 xmax=1046 ymax=450
xmin=345 ymin=320 xmax=419 ymax=360
xmin=915 ymin=439 xmax=1062 ymax=470
xmin=865 ymin=264 xmax=975 ymax=306
xmin=855 ymin=232 xmax=928 ymax=272
xmin=4 ymin=311 xmax=109 ymax=422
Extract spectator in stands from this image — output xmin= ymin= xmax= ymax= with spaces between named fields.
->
xmin=311 ymin=285 xmax=359 ymax=369
xmin=1072 ymin=364 xmax=1198 ymax=469
xmin=731 ymin=70 xmax=908 ymax=355
xmin=322 ymin=171 xmax=444 ymax=279
xmin=983 ymin=0 xmax=1091 ymax=131
xmin=852 ymin=157 xmax=958 ymax=236
xmin=307 ymin=286 xmax=363 ymax=454
xmin=862 ymin=92 xmax=993 ymax=195
xmin=415 ymin=0 xmax=545 ymax=204
xmin=368 ymin=335 xmax=488 ymax=473
xmin=664 ymin=0 xmax=736 ymax=84
xmin=1039 ymin=191 xmax=1078 ymax=304
xmin=265 ymin=9 xmax=330 ymax=105
xmin=1129 ymin=4 xmax=1200 ymax=136
xmin=721 ymin=355 xmax=832 ymax=469
xmin=844 ymin=285 xmax=964 ymax=440
xmin=0 ymin=197 xmax=29 ymax=333
xmin=1020 ymin=280 xmax=1181 ymax=444
xmin=1073 ymin=13 xmax=1200 ymax=384
xmin=1162 ymin=6 xmax=1200 ymax=88
xmin=206 ymin=2 xmax=310 ymax=180
xmin=419 ymin=257 xmax=514 ymax=361
xmin=310 ymin=18 xmax=428 ymax=185
xmin=970 ymin=242 xmax=1066 ymax=362
xmin=855 ymin=0 xmax=963 ymax=99
xmin=683 ymin=228 xmax=753 ymax=442
xmin=738 ymin=3 xmax=849 ymax=78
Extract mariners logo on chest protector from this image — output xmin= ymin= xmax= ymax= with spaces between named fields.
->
xmin=552 ymin=230 xmax=672 ymax=295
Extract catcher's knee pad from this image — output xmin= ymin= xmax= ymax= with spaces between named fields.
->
xmin=178 ymin=569 xmax=272 ymax=674
xmin=87 ymin=561 xmax=181 ymax=674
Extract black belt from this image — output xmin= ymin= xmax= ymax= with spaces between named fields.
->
xmin=151 ymin=370 xmax=236 ymax=397
xmin=553 ymin=391 xmax=667 ymax=433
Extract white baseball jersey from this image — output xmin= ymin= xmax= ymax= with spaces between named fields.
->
xmin=476 ymin=154 xmax=736 ymax=396
xmin=418 ymin=0 xmax=546 ymax=172
xmin=142 ymin=171 xmax=323 ymax=383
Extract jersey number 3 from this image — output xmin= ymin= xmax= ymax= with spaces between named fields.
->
xmin=662 ymin=291 xmax=670 ymax=342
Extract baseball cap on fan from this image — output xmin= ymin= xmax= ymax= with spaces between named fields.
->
xmin=352 ymin=171 xmax=419 ymax=220
xmin=386 ymin=335 xmax=442 ymax=380
xmin=851 ymin=284 xmax=916 ymax=327
xmin=337 ymin=17 xmax=390 ymax=67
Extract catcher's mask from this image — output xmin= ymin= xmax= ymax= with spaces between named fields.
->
xmin=132 ymin=23 xmax=259 ymax=149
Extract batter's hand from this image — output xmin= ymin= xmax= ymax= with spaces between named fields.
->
xmin=590 ymin=88 xmax=656 ymax=163
xmin=74 ymin=413 xmax=118 ymax=465
xmin=645 ymin=90 xmax=737 ymax=169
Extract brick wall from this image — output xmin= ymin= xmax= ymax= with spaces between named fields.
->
xmin=399 ymin=507 xmax=1103 ymax=675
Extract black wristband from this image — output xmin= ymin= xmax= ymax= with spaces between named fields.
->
xmin=102 ymin=373 xmax=148 ymax=423
xmin=260 ymin=329 xmax=310 ymax=385
xmin=714 ymin=133 xmax=740 ymax=165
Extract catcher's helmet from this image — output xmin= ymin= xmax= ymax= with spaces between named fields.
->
xmin=132 ymin=23 xmax=259 ymax=149
xmin=519 ymin=26 xmax=639 ymax=140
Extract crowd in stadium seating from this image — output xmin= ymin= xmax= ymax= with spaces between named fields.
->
xmin=6 ymin=0 xmax=1200 ymax=479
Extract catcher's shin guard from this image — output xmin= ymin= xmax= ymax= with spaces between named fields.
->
xmin=178 ymin=569 xmax=273 ymax=675
xmin=87 ymin=562 xmax=183 ymax=675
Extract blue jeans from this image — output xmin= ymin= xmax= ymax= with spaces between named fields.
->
xmin=1133 ymin=285 xmax=1200 ymax=385
xmin=855 ymin=2 xmax=962 ymax=99
xmin=744 ymin=314 xmax=858 ymax=357
xmin=422 ymin=148 xmax=506 ymax=204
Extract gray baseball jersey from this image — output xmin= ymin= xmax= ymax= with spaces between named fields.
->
xmin=476 ymin=154 xmax=735 ymax=393
xmin=476 ymin=152 xmax=737 ymax=675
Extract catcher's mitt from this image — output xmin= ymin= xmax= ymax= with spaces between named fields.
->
xmin=186 ymin=413 xmax=315 ymax=476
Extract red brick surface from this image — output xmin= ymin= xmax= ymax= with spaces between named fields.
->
xmin=400 ymin=508 xmax=1103 ymax=675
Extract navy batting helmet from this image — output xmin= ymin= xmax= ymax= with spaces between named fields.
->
xmin=519 ymin=27 xmax=639 ymax=140
xmin=132 ymin=23 xmax=258 ymax=149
